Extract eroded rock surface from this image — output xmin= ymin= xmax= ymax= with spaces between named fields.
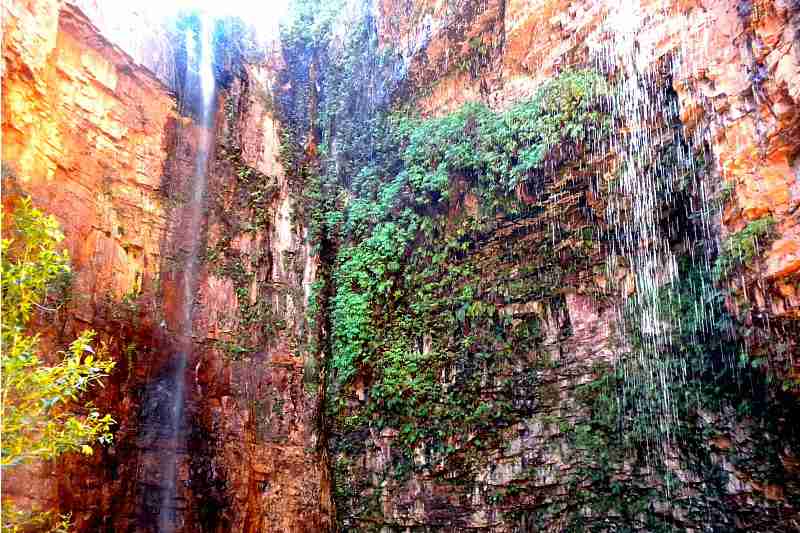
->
xmin=2 ymin=0 xmax=799 ymax=532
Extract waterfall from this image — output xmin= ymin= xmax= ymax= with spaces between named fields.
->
xmin=136 ymin=13 xmax=216 ymax=533
xmin=593 ymin=0 xmax=717 ymax=455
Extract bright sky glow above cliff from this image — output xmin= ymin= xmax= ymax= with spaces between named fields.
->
xmin=148 ymin=0 xmax=291 ymax=39
xmin=90 ymin=0 xmax=291 ymax=50
xmin=146 ymin=0 xmax=290 ymax=20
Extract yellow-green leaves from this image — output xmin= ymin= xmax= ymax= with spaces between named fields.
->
xmin=1 ymin=329 xmax=115 ymax=467
xmin=1 ymin=502 xmax=71 ymax=533
xmin=1 ymin=197 xmax=70 ymax=334
xmin=1 ymin=197 xmax=116 ymax=529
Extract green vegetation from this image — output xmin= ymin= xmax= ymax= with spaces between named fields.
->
xmin=310 ymin=69 xmax=610 ymax=522
xmin=394 ymin=70 xmax=608 ymax=203
xmin=214 ymin=339 xmax=252 ymax=360
xmin=276 ymin=4 xmax=797 ymax=529
xmin=1 ymin=197 xmax=115 ymax=530
xmin=713 ymin=216 xmax=777 ymax=280
xmin=329 ymin=70 xmax=609 ymax=385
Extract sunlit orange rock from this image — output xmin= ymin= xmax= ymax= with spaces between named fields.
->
xmin=2 ymin=0 xmax=176 ymax=526
xmin=2 ymin=0 xmax=175 ymax=311
xmin=766 ymin=235 xmax=800 ymax=279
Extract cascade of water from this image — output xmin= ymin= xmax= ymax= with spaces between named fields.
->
xmin=136 ymin=13 xmax=215 ymax=533
xmin=592 ymin=0 xmax=717 ymax=455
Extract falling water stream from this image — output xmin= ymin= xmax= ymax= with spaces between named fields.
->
xmin=593 ymin=0 xmax=719 ymax=456
xmin=136 ymin=14 xmax=215 ymax=533
xmin=162 ymin=16 xmax=215 ymax=532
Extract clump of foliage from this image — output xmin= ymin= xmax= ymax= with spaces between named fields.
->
xmin=0 ymin=505 xmax=71 ymax=533
xmin=393 ymin=69 xmax=609 ymax=207
xmin=712 ymin=216 xmax=776 ymax=280
xmin=318 ymin=69 xmax=610 ymax=525
xmin=329 ymin=69 xmax=609 ymax=385
xmin=1 ymin=197 xmax=115 ymax=530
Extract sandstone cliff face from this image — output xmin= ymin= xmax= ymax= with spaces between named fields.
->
xmin=185 ymin=55 xmax=333 ymax=532
xmin=301 ymin=0 xmax=800 ymax=530
xmin=2 ymin=0 xmax=799 ymax=531
xmin=2 ymin=0 xmax=176 ymax=526
xmin=383 ymin=0 xmax=800 ymax=360
xmin=2 ymin=2 xmax=331 ymax=531
xmin=380 ymin=0 xmax=800 ymax=297
xmin=2 ymin=0 xmax=174 ymax=311
xmin=670 ymin=0 xmax=800 ymax=330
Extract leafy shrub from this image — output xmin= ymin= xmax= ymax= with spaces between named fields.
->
xmin=329 ymin=69 xmax=609 ymax=385
xmin=1 ymin=197 xmax=115 ymax=530
xmin=712 ymin=216 xmax=776 ymax=280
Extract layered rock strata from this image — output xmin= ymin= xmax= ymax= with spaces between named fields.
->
xmin=2 ymin=0 xmax=799 ymax=531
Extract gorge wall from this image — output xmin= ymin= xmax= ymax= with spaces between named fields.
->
xmin=2 ymin=2 xmax=331 ymax=531
xmin=2 ymin=0 xmax=799 ymax=531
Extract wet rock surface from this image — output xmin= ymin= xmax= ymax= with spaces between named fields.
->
xmin=2 ymin=0 xmax=799 ymax=532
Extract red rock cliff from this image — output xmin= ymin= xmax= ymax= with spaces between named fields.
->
xmin=3 ymin=1 xmax=333 ymax=531
xmin=2 ymin=0 xmax=176 ymax=526
xmin=2 ymin=0 xmax=798 ymax=531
